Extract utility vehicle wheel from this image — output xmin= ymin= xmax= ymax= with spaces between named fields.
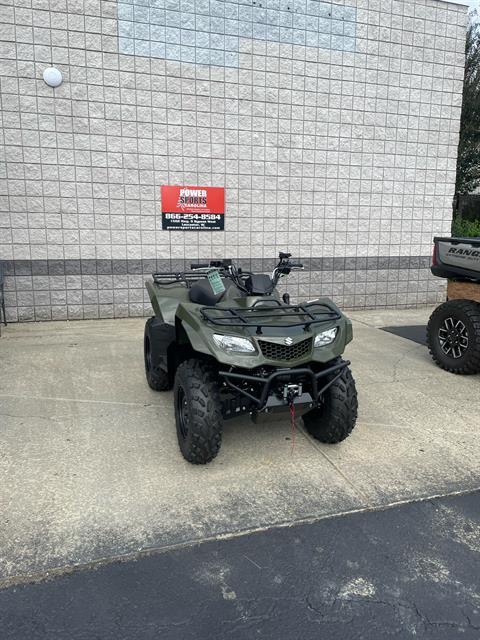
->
xmin=303 ymin=362 xmax=358 ymax=443
xmin=426 ymin=300 xmax=480 ymax=374
xmin=144 ymin=318 xmax=170 ymax=391
xmin=174 ymin=359 xmax=223 ymax=464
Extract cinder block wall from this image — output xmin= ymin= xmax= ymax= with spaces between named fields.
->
xmin=0 ymin=0 xmax=467 ymax=321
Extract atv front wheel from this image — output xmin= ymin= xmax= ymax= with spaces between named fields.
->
xmin=174 ymin=359 xmax=223 ymax=464
xmin=144 ymin=318 xmax=171 ymax=391
xmin=303 ymin=362 xmax=358 ymax=443
xmin=426 ymin=299 xmax=480 ymax=374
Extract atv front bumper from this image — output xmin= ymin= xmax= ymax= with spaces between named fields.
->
xmin=219 ymin=359 xmax=349 ymax=418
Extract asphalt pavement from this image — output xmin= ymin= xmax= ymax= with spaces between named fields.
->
xmin=1 ymin=491 xmax=480 ymax=640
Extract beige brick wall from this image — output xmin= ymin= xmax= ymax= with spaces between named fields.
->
xmin=0 ymin=0 xmax=468 ymax=320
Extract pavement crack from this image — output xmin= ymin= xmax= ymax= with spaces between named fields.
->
xmin=299 ymin=424 xmax=371 ymax=504
xmin=0 ymin=393 xmax=167 ymax=408
xmin=465 ymin=615 xmax=480 ymax=631
xmin=391 ymin=343 xmax=423 ymax=382
xmin=242 ymin=555 xmax=262 ymax=570
xmin=305 ymin=591 xmax=480 ymax=634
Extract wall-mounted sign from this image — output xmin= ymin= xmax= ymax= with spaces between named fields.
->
xmin=161 ymin=185 xmax=225 ymax=231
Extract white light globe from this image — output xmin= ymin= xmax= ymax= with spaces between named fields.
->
xmin=43 ymin=67 xmax=63 ymax=88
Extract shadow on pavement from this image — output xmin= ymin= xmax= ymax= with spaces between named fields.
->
xmin=381 ymin=325 xmax=427 ymax=346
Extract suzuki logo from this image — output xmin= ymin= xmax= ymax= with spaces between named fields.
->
xmin=284 ymin=337 xmax=293 ymax=346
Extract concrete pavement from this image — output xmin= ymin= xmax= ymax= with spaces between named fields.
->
xmin=1 ymin=307 xmax=479 ymax=584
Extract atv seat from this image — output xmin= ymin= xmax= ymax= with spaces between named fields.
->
xmin=189 ymin=278 xmax=225 ymax=306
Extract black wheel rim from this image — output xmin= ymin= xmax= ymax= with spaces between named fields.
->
xmin=438 ymin=316 xmax=469 ymax=359
xmin=177 ymin=387 xmax=189 ymax=438
xmin=144 ymin=336 xmax=152 ymax=372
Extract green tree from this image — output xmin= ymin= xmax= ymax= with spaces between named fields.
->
xmin=456 ymin=13 xmax=480 ymax=194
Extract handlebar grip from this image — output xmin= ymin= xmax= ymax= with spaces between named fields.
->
xmin=190 ymin=263 xmax=209 ymax=270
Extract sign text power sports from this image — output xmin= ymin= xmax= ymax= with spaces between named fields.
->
xmin=161 ymin=186 xmax=225 ymax=231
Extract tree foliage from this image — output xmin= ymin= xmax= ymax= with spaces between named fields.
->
xmin=452 ymin=214 xmax=480 ymax=237
xmin=456 ymin=13 xmax=480 ymax=194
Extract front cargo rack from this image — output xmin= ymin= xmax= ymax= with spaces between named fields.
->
xmin=200 ymin=299 xmax=340 ymax=334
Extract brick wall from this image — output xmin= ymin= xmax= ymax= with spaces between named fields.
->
xmin=0 ymin=0 xmax=467 ymax=321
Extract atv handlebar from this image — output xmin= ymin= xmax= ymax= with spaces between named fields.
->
xmin=186 ymin=254 xmax=303 ymax=294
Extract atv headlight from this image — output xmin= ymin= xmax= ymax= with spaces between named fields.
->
xmin=314 ymin=327 xmax=338 ymax=347
xmin=212 ymin=334 xmax=256 ymax=353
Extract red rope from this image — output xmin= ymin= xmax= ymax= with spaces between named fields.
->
xmin=289 ymin=401 xmax=296 ymax=455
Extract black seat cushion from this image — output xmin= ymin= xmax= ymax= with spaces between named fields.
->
xmin=189 ymin=278 xmax=225 ymax=306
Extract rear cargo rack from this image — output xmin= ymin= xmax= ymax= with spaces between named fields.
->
xmin=200 ymin=300 xmax=340 ymax=334
xmin=152 ymin=271 xmax=210 ymax=288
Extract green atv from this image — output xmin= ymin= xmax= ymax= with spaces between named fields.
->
xmin=144 ymin=253 xmax=358 ymax=464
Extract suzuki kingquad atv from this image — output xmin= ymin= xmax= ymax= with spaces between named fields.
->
xmin=144 ymin=253 xmax=358 ymax=464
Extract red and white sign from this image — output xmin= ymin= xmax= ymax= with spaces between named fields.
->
xmin=161 ymin=185 xmax=225 ymax=230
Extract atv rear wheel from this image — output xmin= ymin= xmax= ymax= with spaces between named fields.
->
xmin=426 ymin=299 xmax=480 ymax=374
xmin=144 ymin=318 xmax=171 ymax=391
xmin=303 ymin=362 xmax=358 ymax=443
xmin=174 ymin=359 xmax=223 ymax=464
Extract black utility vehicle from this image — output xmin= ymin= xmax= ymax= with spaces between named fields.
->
xmin=427 ymin=237 xmax=480 ymax=374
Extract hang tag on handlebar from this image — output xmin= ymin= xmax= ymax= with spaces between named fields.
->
xmin=207 ymin=269 xmax=226 ymax=296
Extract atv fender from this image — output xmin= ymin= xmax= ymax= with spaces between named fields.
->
xmin=175 ymin=304 xmax=212 ymax=356
xmin=345 ymin=319 xmax=353 ymax=345
xmin=148 ymin=316 xmax=176 ymax=373
xmin=145 ymin=280 xmax=181 ymax=325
